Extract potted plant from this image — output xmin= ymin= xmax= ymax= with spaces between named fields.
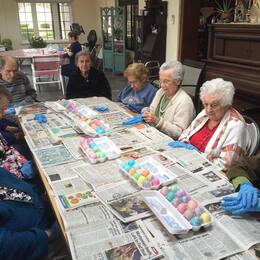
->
xmin=1 ymin=38 xmax=13 ymax=50
xmin=29 ymin=36 xmax=47 ymax=48
xmin=215 ymin=0 xmax=235 ymax=22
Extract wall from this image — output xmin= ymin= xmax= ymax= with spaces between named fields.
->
xmin=0 ymin=0 xmax=22 ymax=49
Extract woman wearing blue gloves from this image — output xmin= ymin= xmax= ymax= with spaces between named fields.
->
xmin=222 ymin=154 xmax=260 ymax=215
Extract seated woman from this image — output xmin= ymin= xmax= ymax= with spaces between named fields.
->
xmin=0 ymin=166 xmax=60 ymax=260
xmin=179 ymin=78 xmax=248 ymax=170
xmin=117 ymin=63 xmax=157 ymax=113
xmin=143 ymin=61 xmax=195 ymax=139
xmin=61 ymin=31 xmax=82 ymax=77
xmin=66 ymin=51 xmax=112 ymax=100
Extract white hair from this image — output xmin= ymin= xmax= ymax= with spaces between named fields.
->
xmin=160 ymin=61 xmax=184 ymax=83
xmin=200 ymin=78 xmax=235 ymax=107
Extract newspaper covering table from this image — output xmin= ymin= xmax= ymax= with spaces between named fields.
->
xmin=18 ymin=99 xmax=260 ymax=260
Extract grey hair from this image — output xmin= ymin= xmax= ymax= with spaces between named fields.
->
xmin=160 ymin=61 xmax=184 ymax=83
xmin=0 ymin=56 xmax=17 ymax=69
xmin=200 ymin=78 xmax=235 ymax=106
xmin=75 ymin=50 xmax=91 ymax=65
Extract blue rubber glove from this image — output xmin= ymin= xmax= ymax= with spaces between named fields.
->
xmin=168 ymin=141 xmax=200 ymax=152
xmin=122 ymin=114 xmax=144 ymax=126
xmin=5 ymin=105 xmax=16 ymax=115
xmin=20 ymin=160 xmax=38 ymax=179
xmin=34 ymin=113 xmax=47 ymax=123
xmin=237 ymin=182 xmax=259 ymax=209
xmin=222 ymin=195 xmax=260 ymax=215
xmin=95 ymin=106 xmax=109 ymax=112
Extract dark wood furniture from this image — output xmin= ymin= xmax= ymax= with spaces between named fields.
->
xmin=205 ymin=23 xmax=260 ymax=114
xmin=134 ymin=0 xmax=167 ymax=64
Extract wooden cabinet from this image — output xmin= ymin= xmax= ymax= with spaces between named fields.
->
xmin=205 ymin=24 xmax=260 ymax=110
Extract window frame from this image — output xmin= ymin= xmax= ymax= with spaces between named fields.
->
xmin=17 ymin=1 xmax=73 ymax=43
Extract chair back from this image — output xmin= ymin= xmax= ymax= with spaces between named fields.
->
xmin=32 ymin=55 xmax=60 ymax=76
xmin=181 ymin=59 xmax=205 ymax=113
xmin=145 ymin=60 xmax=160 ymax=87
xmin=244 ymin=115 xmax=260 ymax=156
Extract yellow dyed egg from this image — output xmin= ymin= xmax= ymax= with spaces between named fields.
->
xmin=200 ymin=212 xmax=211 ymax=224
xmin=137 ymin=176 xmax=146 ymax=185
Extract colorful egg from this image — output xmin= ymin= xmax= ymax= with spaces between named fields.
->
xmin=134 ymin=173 xmax=140 ymax=180
xmin=176 ymin=189 xmax=186 ymax=197
xmin=150 ymin=177 xmax=160 ymax=187
xmin=98 ymin=151 xmax=106 ymax=159
xmin=123 ymin=164 xmax=131 ymax=171
xmin=128 ymin=159 xmax=135 ymax=167
xmin=194 ymin=206 xmax=204 ymax=216
xmin=166 ymin=191 xmax=175 ymax=202
xmin=200 ymin=212 xmax=211 ymax=224
xmin=141 ymin=169 xmax=150 ymax=177
xmin=181 ymin=195 xmax=190 ymax=203
xmin=172 ymin=197 xmax=181 ymax=207
xmin=143 ymin=181 xmax=151 ymax=188
xmin=129 ymin=168 xmax=136 ymax=176
xmin=160 ymin=186 xmax=169 ymax=196
xmin=137 ymin=176 xmax=146 ymax=185
xmin=190 ymin=216 xmax=201 ymax=226
xmin=187 ymin=199 xmax=198 ymax=209
xmin=177 ymin=203 xmax=188 ymax=214
xmin=183 ymin=208 xmax=194 ymax=220
xmin=86 ymin=119 xmax=91 ymax=125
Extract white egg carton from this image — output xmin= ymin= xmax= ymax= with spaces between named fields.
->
xmin=141 ymin=189 xmax=213 ymax=234
xmin=119 ymin=156 xmax=177 ymax=190
xmin=80 ymin=136 xmax=121 ymax=164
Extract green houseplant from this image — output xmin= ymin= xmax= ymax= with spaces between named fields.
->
xmin=215 ymin=0 xmax=235 ymax=22
xmin=29 ymin=36 xmax=47 ymax=48
xmin=1 ymin=38 xmax=13 ymax=50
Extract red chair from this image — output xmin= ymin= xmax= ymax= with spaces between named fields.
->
xmin=31 ymin=55 xmax=65 ymax=95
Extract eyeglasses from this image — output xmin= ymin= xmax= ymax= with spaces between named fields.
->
xmin=203 ymin=102 xmax=221 ymax=110
xmin=128 ymin=80 xmax=139 ymax=85
xmin=159 ymin=79 xmax=177 ymax=86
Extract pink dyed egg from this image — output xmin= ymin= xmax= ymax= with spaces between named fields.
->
xmin=150 ymin=178 xmax=160 ymax=187
xmin=183 ymin=208 xmax=194 ymax=220
xmin=160 ymin=186 xmax=169 ymax=196
xmin=187 ymin=199 xmax=198 ymax=209
xmin=177 ymin=203 xmax=187 ymax=214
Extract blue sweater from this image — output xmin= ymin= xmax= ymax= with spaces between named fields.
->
xmin=0 ymin=167 xmax=49 ymax=260
xmin=117 ymin=83 xmax=157 ymax=113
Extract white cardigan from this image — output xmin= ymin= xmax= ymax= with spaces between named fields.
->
xmin=149 ymin=88 xmax=195 ymax=139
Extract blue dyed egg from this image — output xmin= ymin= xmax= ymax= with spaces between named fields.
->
xmin=190 ymin=216 xmax=201 ymax=226
xmin=127 ymin=159 xmax=135 ymax=167
xmin=166 ymin=191 xmax=175 ymax=202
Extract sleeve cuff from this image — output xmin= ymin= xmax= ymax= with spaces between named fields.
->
xmin=232 ymin=176 xmax=250 ymax=190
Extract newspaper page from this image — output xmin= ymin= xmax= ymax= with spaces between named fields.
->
xmin=95 ymin=181 xmax=151 ymax=223
xmin=225 ymin=251 xmax=257 ymax=260
xmin=33 ymin=145 xmax=76 ymax=167
xmin=74 ymin=160 xmax=126 ymax=190
xmin=43 ymin=160 xmax=86 ymax=183
xmin=62 ymin=136 xmax=85 ymax=160
xmin=16 ymin=102 xmax=48 ymax=115
xmin=24 ymin=130 xmax=53 ymax=149
xmin=109 ymin=128 xmax=149 ymax=149
xmin=61 ymin=202 xmax=115 ymax=230
xmin=67 ymin=220 xmax=162 ymax=260
xmin=51 ymin=176 xmax=98 ymax=211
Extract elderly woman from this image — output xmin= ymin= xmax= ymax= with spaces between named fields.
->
xmin=178 ymin=78 xmax=248 ymax=170
xmin=117 ymin=63 xmax=157 ymax=113
xmin=61 ymin=31 xmax=82 ymax=77
xmin=143 ymin=61 xmax=195 ymax=139
xmin=66 ymin=51 xmax=111 ymax=99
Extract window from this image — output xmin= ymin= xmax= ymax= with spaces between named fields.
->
xmin=18 ymin=3 xmax=34 ymax=42
xmin=58 ymin=3 xmax=72 ymax=39
xmin=17 ymin=2 xmax=73 ymax=42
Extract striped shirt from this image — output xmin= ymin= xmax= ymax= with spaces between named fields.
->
xmin=0 ymin=71 xmax=36 ymax=103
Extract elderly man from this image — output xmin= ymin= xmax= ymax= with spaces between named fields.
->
xmin=0 ymin=56 xmax=36 ymax=107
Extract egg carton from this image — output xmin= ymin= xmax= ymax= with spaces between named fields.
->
xmin=80 ymin=136 xmax=121 ymax=164
xmin=119 ymin=156 xmax=178 ymax=190
xmin=141 ymin=187 xmax=213 ymax=234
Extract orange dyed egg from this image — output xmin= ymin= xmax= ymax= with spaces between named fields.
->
xmin=129 ymin=168 xmax=136 ymax=176
xmin=141 ymin=169 xmax=150 ymax=177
